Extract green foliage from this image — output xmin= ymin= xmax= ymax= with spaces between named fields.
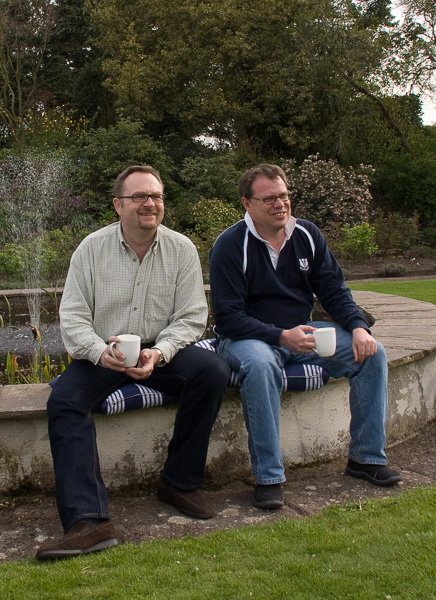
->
xmin=21 ymin=106 xmax=89 ymax=151
xmin=180 ymin=153 xmax=243 ymax=206
xmin=0 ymin=149 xmax=92 ymax=287
xmin=340 ymin=223 xmax=379 ymax=264
xmin=43 ymin=227 xmax=90 ymax=279
xmin=48 ymin=0 xmax=116 ymax=126
xmin=0 ymin=228 xmax=89 ymax=285
xmin=5 ymin=351 xmax=19 ymax=384
xmin=377 ymin=263 xmax=408 ymax=277
xmin=283 ymin=155 xmax=375 ymax=238
xmin=334 ymin=94 xmax=423 ymax=167
xmin=373 ymin=210 xmax=420 ymax=256
xmin=4 ymin=343 xmax=68 ymax=385
xmin=0 ymin=244 xmax=21 ymax=277
xmin=184 ymin=197 xmax=243 ymax=277
xmin=190 ymin=197 xmax=243 ymax=241
xmin=373 ymin=151 xmax=436 ymax=245
xmin=76 ymin=120 xmax=176 ymax=218
xmin=0 ymin=0 xmax=58 ymax=146
xmin=0 ymin=241 xmax=54 ymax=281
xmin=0 ymin=149 xmax=86 ymax=243
xmin=395 ymin=0 xmax=436 ymax=97
xmin=89 ymin=0 xmax=416 ymax=159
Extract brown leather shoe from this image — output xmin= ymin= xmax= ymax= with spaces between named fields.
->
xmin=157 ymin=475 xmax=214 ymax=519
xmin=36 ymin=520 xmax=118 ymax=561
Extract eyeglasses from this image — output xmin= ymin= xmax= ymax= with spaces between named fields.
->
xmin=251 ymin=191 xmax=291 ymax=205
xmin=118 ymin=193 xmax=165 ymax=203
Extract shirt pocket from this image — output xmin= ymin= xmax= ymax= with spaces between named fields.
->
xmin=145 ymin=284 xmax=176 ymax=322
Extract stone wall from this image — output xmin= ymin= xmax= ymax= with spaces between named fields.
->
xmin=0 ymin=291 xmax=435 ymax=493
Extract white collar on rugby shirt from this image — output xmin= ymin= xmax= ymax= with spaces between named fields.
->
xmin=244 ymin=212 xmax=297 ymax=269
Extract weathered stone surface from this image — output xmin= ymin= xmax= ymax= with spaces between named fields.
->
xmin=0 ymin=384 xmax=49 ymax=419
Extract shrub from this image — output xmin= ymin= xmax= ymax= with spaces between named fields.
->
xmin=21 ymin=106 xmax=88 ymax=150
xmin=339 ymin=223 xmax=378 ymax=264
xmin=377 ymin=263 xmax=408 ymax=278
xmin=407 ymin=245 xmax=436 ymax=259
xmin=45 ymin=189 xmax=91 ymax=232
xmin=44 ymin=227 xmax=90 ymax=280
xmin=180 ymin=153 xmax=242 ymax=207
xmin=373 ymin=153 xmax=436 ymax=246
xmin=282 ymin=155 xmax=375 ymax=238
xmin=0 ymin=244 xmax=22 ymax=277
xmin=76 ymin=120 xmax=176 ymax=219
xmin=0 ymin=228 xmax=90 ymax=286
xmin=0 ymin=240 xmax=55 ymax=283
xmin=184 ymin=197 xmax=243 ymax=276
xmin=373 ymin=210 xmax=420 ymax=256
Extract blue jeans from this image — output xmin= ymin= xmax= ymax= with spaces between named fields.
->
xmin=47 ymin=344 xmax=230 ymax=532
xmin=217 ymin=322 xmax=388 ymax=485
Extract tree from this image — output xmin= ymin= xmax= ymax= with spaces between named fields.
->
xmin=0 ymin=0 xmax=57 ymax=147
xmin=0 ymin=0 xmax=115 ymax=149
xmin=46 ymin=0 xmax=115 ymax=126
xmin=75 ymin=119 xmax=176 ymax=219
xmin=89 ymin=0 xmax=423 ymax=162
xmin=396 ymin=0 xmax=436 ymax=97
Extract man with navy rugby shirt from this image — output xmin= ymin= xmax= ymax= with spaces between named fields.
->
xmin=209 ymin=163 xmax=401 ymax=510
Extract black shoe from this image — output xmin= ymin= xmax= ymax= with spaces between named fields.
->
xmin=346 ymin=459 xmax=402 ymax=486
xmin=157 ymin=475 xmax=214 ymax=519
xmin=253 ymin=484 xmax=284 ymax=509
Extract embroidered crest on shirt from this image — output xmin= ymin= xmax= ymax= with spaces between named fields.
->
xmin=299 ymin=258 xmax=309 ymax=271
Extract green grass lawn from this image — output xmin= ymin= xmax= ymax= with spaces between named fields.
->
xmin=348 ymin=279 xmax=436 ymax=305
xmin=0 ymin=487 xmax=435 ymax=600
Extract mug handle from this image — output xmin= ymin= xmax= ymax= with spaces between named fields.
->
xmin=109 ymin=341 xmax=117 ymax=359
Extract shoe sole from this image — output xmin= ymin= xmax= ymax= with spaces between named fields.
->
xmin=346 ymin=467 xmax=402 ymax=487
xmin=36 ymin=538 xmax=118 ymax=561
xmin=253 ymin=499 xmax=284 ymax=510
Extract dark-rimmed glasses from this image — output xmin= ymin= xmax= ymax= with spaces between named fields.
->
xmin=118 ymin=193 xmax=165 ymax=203
xmin=250 ymin=191 xmax=290 ymax=204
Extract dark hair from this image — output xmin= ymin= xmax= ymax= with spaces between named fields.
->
xmin=238 ymin=164 xmax=288 ymax=199
xmin=114 ymin=165 xmax=163 ymax=198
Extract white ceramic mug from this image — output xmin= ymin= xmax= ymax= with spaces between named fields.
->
xmin=109 ymin=334 xmax=141 ymax=367
xmin=313 ymin=327 xmax=336 ymax=357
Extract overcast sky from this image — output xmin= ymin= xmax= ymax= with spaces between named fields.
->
xmin=422 ymin=97 xmax=436 ymax=125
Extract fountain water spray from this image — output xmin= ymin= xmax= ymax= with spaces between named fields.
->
xmin=0 ymin=150 xmax=68 ymax=326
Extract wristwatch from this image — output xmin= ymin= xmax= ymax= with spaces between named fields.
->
xmin=152 ymin=347 xmax=165 ymax=367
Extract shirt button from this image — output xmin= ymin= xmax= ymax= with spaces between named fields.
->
xmin=133 ymin=307 xmax=137 ymax=311
xmin=137 ymin=282 xmax=141 ymax=286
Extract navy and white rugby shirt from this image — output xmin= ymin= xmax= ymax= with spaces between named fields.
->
xmin=209 ymin=217 xmax=369 ymax=345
